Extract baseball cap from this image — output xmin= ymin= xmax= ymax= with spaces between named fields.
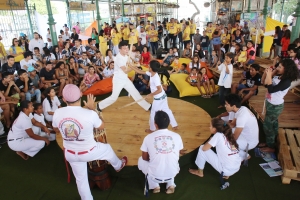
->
xmin=63 ymin=84 xmax=81 ymax=103
xmin=27 ymin=66 xmax=36 ymax=72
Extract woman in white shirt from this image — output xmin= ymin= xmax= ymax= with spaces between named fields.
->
xmin=105 ymin=49 xmax=115 ymax=65
xmin=102 ymin=61 xmax=114 ymax=79
xmin=7 ymin=100 xmax=50 ymax=160
xmin=189 ymin=118 xmax=240 ymax=190
xmin=42 ymin=87 xmax=61 ymax=122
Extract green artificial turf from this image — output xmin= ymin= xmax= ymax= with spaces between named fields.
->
xmin=0 ymin=83 xmax=299 ymax=200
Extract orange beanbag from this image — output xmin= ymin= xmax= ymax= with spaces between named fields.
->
xmin=83 ymin=77 xmax=113 ymax=96
xmin=200 ymin=62 xmax=214 ymax=79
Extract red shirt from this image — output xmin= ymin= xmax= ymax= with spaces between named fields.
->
xmin=104 ymin=27 xmax=111 ymax=36
xmin=281 ymin=37 xmax=290 ymax=51
xmin=141 ymin=52 xmax=151 ymax=65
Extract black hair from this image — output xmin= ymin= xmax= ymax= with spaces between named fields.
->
xmin=279 ymin=59 xmax=299 ymax=81
xmin=33 ymin=47 xmax=40 ymax=51
xmin=106 ymin=49 xmax=112 ymax=56
xmin=247 ymin=40 xmax=254 ymax=46
xmin=44 ymin=87 xmax=55 ymax=108
xmin=17 ymin=69 xmax=27 ymax=76
xmin=250 ymin=63 xmax=260 ymax=71
xmin=191 ymin=67 xmax=197 ymax=71
xmin=275 ymin=26 xmax=281 ymax=34
xmin=154 ymin=111 xmax=170 ymax=129
xmin=288 ymin=44 xmax=296 ymax=51
xmin=224 ymin=94 xmax=241 ymax=108
xmin=88 ymin=38 xmax=93 ymax=44
xmin=225 ymin=52 xmax=234 ymax=60
xmin=52 ymin=45 xmax=59 ymax=60
xmin=182 ymin=63 xmax=187 ymax=68
xmin=283 ymin=29 xmax=291 ymax=39
xmin=7 ymin=55 xmax=14 ymax=60
xmin=43 ymin=47 xmax=51 ymax=56
xmin=55 ymin=61 xmax=65 ymax=69
xmin=33 ymin=103 xmax=42 ymax=111
xmin=24 ymin=51 xmax=32 ymax=58
xmin=19 ymin=100 xmax=32 ymax=112
xmin=149 ymin=60 xmax=160 ymax=72
xmin=118 ymin=40 xmax=129 ymax=49
xmin=185 ymin=21 xmax=190 ymax=26
xmin=2 ymin=72 xmax=13 ymax=79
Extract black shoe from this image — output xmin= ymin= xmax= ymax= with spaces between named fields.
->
xmin=0 ymin=137 xmax=7 ymax=144
xmin=148 ymin=104 xmax=152 ymax=111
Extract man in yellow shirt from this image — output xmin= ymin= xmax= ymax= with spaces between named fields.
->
xmin=164 ymin=18 xmax=178 ymax=50
xmin=205 ymin=22 xmax=214 ymax=40
xmin=128 ymin=23 xmax=139 ymax=45
xmin=183 ymin=21 xmax=191 ymax=48
xmin=121 ymin=24 xmax=130 ymax=44
xmin=189 ymin=19 xmax=196 ymax=47
xmin=0 ymin=35 xmax=7 ymax=66
xmin=250 ymin=27 xmax=264 ymax=57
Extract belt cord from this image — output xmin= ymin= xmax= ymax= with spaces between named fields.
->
xmin=144 ymin=174 xmax=149 ymax=197
xmin=64 ymin=148 xmax=71 ymax=183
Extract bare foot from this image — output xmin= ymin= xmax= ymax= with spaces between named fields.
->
xmin=180 ymin=149 xmax=187 ymax=155
xmin=189 ymin=169 xmax=203 ymax=177
xmin=223 ymin=176 xmax=230 ymax=179
xmin=16 ymin=151 xmax=29 ymax=160
xmin=145 ymin=129 xmax=154 ymax=133
xmin=172 ymin=126 xmax=179 ymax=131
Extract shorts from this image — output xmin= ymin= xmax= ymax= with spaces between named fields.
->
xmin=238 ymin=84 xmax=258 ymax=95
xmin=246 ymin=59 xmax=255 ymax=65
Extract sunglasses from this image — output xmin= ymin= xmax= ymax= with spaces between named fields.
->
xmin=14 ymin=41 xmax=18 ymax=42
xmin=59 ymin=37 xmax=62 ymax=38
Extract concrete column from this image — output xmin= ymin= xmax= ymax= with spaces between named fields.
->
xmin=46 ymin=0 xmax=58 ymax=46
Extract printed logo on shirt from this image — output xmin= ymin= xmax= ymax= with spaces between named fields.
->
xmin=154 ymin=135 xmax=175 ymax=154
xmin=223 ymin=135 xmax=239 ymax=154
xmin=59 ymin=118 xmax=84 ymax=141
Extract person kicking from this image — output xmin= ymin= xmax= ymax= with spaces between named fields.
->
xmin=129 ymin=60 xmax=178 ymax=133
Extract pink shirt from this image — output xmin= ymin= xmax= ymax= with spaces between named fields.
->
xmin=73 ymin=25 xmax=80 ymax=34
xmin=83 ymin=73 xmax=100 ymax=85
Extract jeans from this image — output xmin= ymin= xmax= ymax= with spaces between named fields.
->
xmin=150 ymin=42 xmax=158 ymax=55
xmin=133 ymin=82 xmax=148 ymax=94
xmin=26 ymin=89 xmax=41 ymax=103
xmin=164 ymin=34 xmax=177 ymax=49
xmin=219 ymin=86 xmax=230 ymax=105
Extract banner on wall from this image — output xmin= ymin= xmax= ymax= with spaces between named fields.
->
xmin=0 ymin=0 xmax=25 ymax=10
xmin=133 ymin=5 xmax=144 ymax=14
xmin=145 ymin=4 xmax=155 ymax=13
xmin=70 ymin=2 xmax=81 ymax=10
xmin=124 ymin=5 xmax=131 ymax=15
xmin=70 ymin=2 xmax=96 ymax=11
xmin=263 ymin=17 xmax=286 ymax=53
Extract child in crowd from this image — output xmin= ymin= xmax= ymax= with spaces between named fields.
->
xmin=32 ymin=103 xmax=56 ymax=141
xmin=189 ymin=118 xmax=240 ymax=190
xmin=200 ymin=31 xmax=209 ymax=59
xmin=162 ymin=48 xmax=175 ymax=67
xmin=210 ymin=50 xmax=219 ymax=68
xmin=194 ymin=44 xmax=205 ymax=61
xmin=141 ymin=46 xmax=152 ymax=66
xmin=170 ymin=63 xmax=189 ymax=74
xmin=189 ymin=55 xmax=200 ymax=70
xmin=229 ymin=41 xmax=236 ymax=53
xmin=182 ymin=42 xmax=192 ymax=59
xmin=173 ymin=47 xmax=179 ymax=57
xmin=42 ymin=87 xmax=61 ymax=122
xmin=238 ymin=46 xmax=248 ymax=69
xmin=80 ymin=66 xmax=100 ymax=92
xmin=186 ymin=67 xmax=205 ymax=97
xmin=102 ymin=61 xmax=114 ymax=79
xmin=200 ymin=67 xmax=217 ymax=96
xmin=217 ymin=52 xmax=234 ymax=108
xmin=281 ymin=29 xmax=291 ymax=59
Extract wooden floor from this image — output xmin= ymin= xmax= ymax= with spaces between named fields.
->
xmin=57 ymin=97 xmax=211 ymax=166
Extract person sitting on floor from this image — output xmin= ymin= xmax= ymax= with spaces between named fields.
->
xmin=186 ymin=67 xmax=205 ymax=97
xmin=182 ymin=42 xmax=192 ymax=59
xmin=169 ymin=63 xmax=188 ymax=74
xmin=189 ymin=117 xmax=240 ymax=190
xmin=20 ymin=51 xmax=37 ymax=71
xmin=102 ymin=61 xmax=114 ymax=79
xmin=189 ymin=55 xmax=200 ymax=70
xmin=78 ymin=52 xmax=92 ymax=76
xmin=40 ymin=61 xmax=58 ymax=90
xmin=16 ymin=69 xmax=41 ymax=103
xmin=138 ymin=110 xmax=183 ymax=194
xmin=7 ymin=100 xmax=50 ymax=160
xmin=224 ymin=94 xmax=258 ymax=161
xmin=162 ymin=48 xmax=175 ymax=67
xmin=210 ymin=50 xmax=219 ymax=68
xmin=200 ymin=67 xmax=217 ymax=96
xmin=131 ymin=66 xmax=149 ymax=95
xmin=80 ymin=66 xmax=100 ymax=93
xmin=42 ymin=87 xmax=61 ymax=122
xmin=231 ymin=64 xmax=261 ymax=104
xmin=55 ymin=61 xmax=69 ymax=98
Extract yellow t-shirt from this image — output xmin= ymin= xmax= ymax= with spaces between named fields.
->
xmin=145 ymin=25 xmax=151 ymax=32
xmin=148 ymin=30 xmax=158 ymax=42
xmin=231 ymin=28 xmax=237 ymax=34
xmin=129 ymin=29 xmax=139 ymax=44
xmin=238 ymin=51 xmax=247 ymax=62
xmin=221 ymin=33 xmax=230 ymax=45
xmin=190 ymin=23 xmax=196 ymax=34
xmin=250 ymin=28 xmax=264 ymax=44
xmin=183 ymin=26 xmax=191 ymax=41
xmin=178 ymin=23 xmax=184 ymax=32
xmin=0 ymin=42 xmax=6 ymax=58
xmin=111 ymin=32 xmax=120 ymax=46
xmin=122 ymin=28 xmax=130 ymax=40
xmin=206 ymin=27 xmax=215 ymax=40
xmin=167 ymin=23 xmax=177 ymax=34
xmin=99 ymin=36 xmax=108 ymax=56
xmin=9 ymin=46 xmax=24 ymax=62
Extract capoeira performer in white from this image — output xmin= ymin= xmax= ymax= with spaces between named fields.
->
xmin=138 ymin=111 xmax=183 ymax=194
xmin=129 ymin=60 xmax=178 ymax=133
xmin=96 ymin=40 xmax=151 ymax=112
xmin=52 ymin=84 xmax=127 ymax=200
xmin=224 ymin=94 xmax=259 ymax=161
xmin=7 ymin=100 xmax=51 ymax=160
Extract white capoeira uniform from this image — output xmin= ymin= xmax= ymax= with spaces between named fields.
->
xmin=52 ymin=106 xmax=124 ymax=200
xmin=221 ymin=111 xmax=235 ymax=123
xmin=146 ymin=71 xmax=177 ymax=131
xmin=32 ymin=113 xmax=56 ymax=141
xmin=98 ymin=52 xmax=151 ymax=111
xmin=138 ymin=129 xmax=183 ymax=189
xmin=7 ymin=112 xmax=45 ymax=157
xmin=42 ymin=96 xmax=61 ymax=122
xmin=195 ymin=132 xmax=241 ymax=177
xmin=233 ymin=106 xmax=259 ymax=160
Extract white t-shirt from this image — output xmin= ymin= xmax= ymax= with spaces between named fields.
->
xmin=139 ymin=31 xmax=147 ymax=45
xmin=32 ymin=113 xmax=46 ymax=134
xmin=140 ymin=129 xmax=183 ymax=178
xmin=105 ymin=56 xmax=115 ymax=64
xmin=20 ymin=59 xmax=36 ymax=70
xmin=103 ymin=67 xmax=114 ymax=78
xmin=7 ymin=112 xmax=33 ymax=139
xmin=208 ymin=132 xmax=240 ymax=175
xmin=46 ymin=33 xmax=52 ymax=47
xmin=71 ymin=45 xmax=86 ymax=56
xmin=217 ymin=63 xmax=233 ymax=88
xmin=266 ymin=76 xmax=290 ymax=105
xmin=113 ymin=53 xmax=128 ymax=80
xmin=29 ymin=38 xmax=45 ymax=54
xmin=234 ymin=106 xmax=259 ymax=148
xmin=43 ymin=96 xmax=61 ymax=121
xmin=44 ymin=53 xmax=56 ymax=62
xmin=229 ymin=47 xmax=235 ymax=53
xmin=52 ymin=106 xmax=102 ymax=151
xmin=146 ymin=71 xmax=165 ymax=98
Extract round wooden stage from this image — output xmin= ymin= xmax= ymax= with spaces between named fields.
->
xmin=56 ymin=96 xmax=211 ymax=166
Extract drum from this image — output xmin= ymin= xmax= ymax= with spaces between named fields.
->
xmin=87 ymin=110 xmax=112 ymax=190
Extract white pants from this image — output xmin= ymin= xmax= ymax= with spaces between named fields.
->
xmin=290 ymin=79 xmax=300 ymax=89
xmin=45 ymin=115 xmax=53 ymax=122
xmin=138 ymin=157 xmax=176 ymax=189
xmin=98 ymin=76 xmax=151 ymax=111
xmin=32 ymin=126 xmax=56 ymax=141
xmin=65 ymin=142 xmax=122 ymax=200
xmin=236 ymin=134 xmax=257 ymax=160
xmin=149 ymin=96 xmax=177 ymax=131
xmin=7 ymin=138 xmax=45 ymax=157
xmin=113 ymin=45 xmax=119 ymax=55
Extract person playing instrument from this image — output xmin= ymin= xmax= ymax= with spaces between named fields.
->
xmin=96 ymin=41 xmax=151 ymax=112
xmin=52 ymin=84 xmax=127 ymax=200
xmin=138 ymin=111 xmax=183 ymax=194
xmin=129 ymin=60 xmax=178 ymax=133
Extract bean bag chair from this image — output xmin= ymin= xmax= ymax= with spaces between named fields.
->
xmin=83 ymin=77 xmax=113 ymax=96
xmin=200 ymin=62 xmax=214 ymax=79
xmin=128 ymin=65 xmax=149 ymax=78
xmin=171 ymin=58 xmax=191 ymax=70
xmin=170 ymin=73 xmax=219 ymax=97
